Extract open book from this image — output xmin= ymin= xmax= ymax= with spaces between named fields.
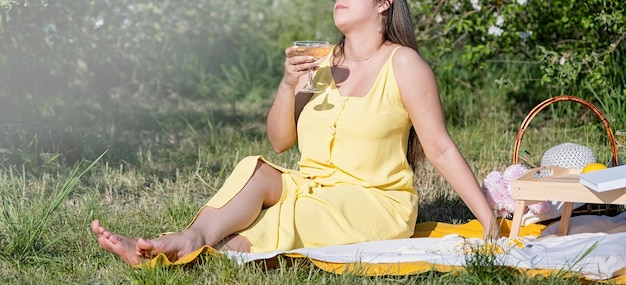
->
xmin=578 ymin=164 xmax=626 ymax=192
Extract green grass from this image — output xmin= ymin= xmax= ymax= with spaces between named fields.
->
xmin=0 ymin=56 xmax=623 ymax=284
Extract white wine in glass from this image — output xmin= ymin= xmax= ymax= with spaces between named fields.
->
xmin=293 ymin=40 xmax=332 ymax=93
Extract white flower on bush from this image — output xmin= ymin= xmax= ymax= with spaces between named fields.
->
xmin=516 ymin=0 xmax=527 ymax=5
xmin=470 ymin=0 xmax=481 ymax=11
xmin=435 ymin=14 xmax=442 ymax=23
xmin=519 ymin=30 xmax=533 ymax=40
xmin=488 ymin=26 xmax=503 ymax=36
xmin=452 ymin=2 xmax=461 ymax=12
xmin=495 ymin=14 xmax=504 ymax=27
xmin=559 ymin=56 xmax=566 ymax=65
xmin=43 ymin=23 xmax=57 ymax=33
xmin=122 ymin=18 xmax=132 ymax=29
xmin=94 ymin=18 xmax=104 ymax=29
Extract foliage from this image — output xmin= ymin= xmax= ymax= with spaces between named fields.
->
xmin=2 ymin=0 xmax=623 ymax=125
xmin=0 ymin=0 xmax=17 ymax=25
xmin=0 ymin=0 xmax=333 ymax=108
xmin=411 ymin=0 xmax=625 ymax=116
xmin=0 ymin=0 xmax=334 ymax=167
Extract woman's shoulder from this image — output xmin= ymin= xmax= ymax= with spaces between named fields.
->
xmin=390 ymin=45 xmax=431 ymax=72
xmin=389 ymin=45 xmax=438 ymax=97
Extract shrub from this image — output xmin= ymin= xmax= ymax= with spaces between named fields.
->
xmin=411 ymin=0 xmax=625 ymax=113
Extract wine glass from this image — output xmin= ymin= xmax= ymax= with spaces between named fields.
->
xmin=293 ymin=40 xmax=332 ymax=93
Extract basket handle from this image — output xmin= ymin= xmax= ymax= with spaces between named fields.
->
xmin=512 ymin=95 xmax=619 ymax=166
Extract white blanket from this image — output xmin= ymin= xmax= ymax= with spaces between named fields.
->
xmin=224 ymin=213 xmax=626 ymax=281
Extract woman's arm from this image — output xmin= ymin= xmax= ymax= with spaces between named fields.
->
xmin=394 ymin=47 xmax=500 ymax=239
xmin=266 ymin=46 xmax=315 ymax=153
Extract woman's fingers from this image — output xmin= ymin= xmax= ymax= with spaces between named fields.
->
xmin=288 ymin=56 xmax=317 ymax=71
xmin=286 ymin=46 xmax=318 ymax=68
xmin=282 ymin=46 xmax=320 ymax=86
xmin=285 ymin=45 xmax=298 ymax=58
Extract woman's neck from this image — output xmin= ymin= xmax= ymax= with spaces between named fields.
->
xmin=342 ymin=37 xmax=386 ymax=62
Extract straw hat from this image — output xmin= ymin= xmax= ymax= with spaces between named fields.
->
xmin=523 ymin=142 xmax=597 ymax=225
xmin=540 ymin=142 xmax=597 ymax=169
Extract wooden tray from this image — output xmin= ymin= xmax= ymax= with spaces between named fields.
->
xmin=509 ymin=166 xmax=626 ymax=237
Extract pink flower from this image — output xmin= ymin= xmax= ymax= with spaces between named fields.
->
xmin=481 ymin=164 xmax=550 ymax=217
xmin=482 ymin=170 xmax=516 ymax=217
xmin=528 ymin=202 xmax=550 ymax=214
xmin=502 ymin=164 xmax=528 ymax=181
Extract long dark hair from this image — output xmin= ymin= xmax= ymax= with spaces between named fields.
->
xmin=335 ymin=0 xmax=424 ymax=171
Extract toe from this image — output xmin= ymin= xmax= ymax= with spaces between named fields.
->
xmin=91 ymin=220 xmax=102 ymax=235
xmin=136 ymin=238 xmax=154 ymax=252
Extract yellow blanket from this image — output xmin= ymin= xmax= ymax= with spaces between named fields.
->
xmin=142 ymin=219 xmax=626 ymax=283
xmin=411 ymin=218 xmax=545 ymax=238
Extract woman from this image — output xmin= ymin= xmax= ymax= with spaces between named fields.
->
xmin=92 ymin=0 xmax=499 ymax=265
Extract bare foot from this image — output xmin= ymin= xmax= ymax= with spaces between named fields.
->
xmin=92 ymin=220 xmax=207 ymax=264
xmin=136 ymin=229 xmax=206 ymax=262
xmin=91 ymin=220 xmax=144 ymax=265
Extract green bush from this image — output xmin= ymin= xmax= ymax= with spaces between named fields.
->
xmin=0 ymin=0 xmax=334 ymax=108
xmin=4 ymin=0 xmax=622 ymax=114
xmin=411 ymin=0 xmax=625 ymax=112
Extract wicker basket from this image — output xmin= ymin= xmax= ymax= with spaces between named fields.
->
xmin=512 ymin=95 xmax=622 ymax=216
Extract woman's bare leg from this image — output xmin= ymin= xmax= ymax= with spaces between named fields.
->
xmin=92 ymin=160 xmax=282 ymax=264
xmin=215 ymin=234 xmax=252 ymax=252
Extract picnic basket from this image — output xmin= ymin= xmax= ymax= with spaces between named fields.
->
xmin=512 ymin=95 xmax=622 ymax=216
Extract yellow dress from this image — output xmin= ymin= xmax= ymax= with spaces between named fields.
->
xmin=201 ymin=47 xmax=418 ymax=253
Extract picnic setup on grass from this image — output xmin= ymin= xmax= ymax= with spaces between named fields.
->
xmin=148 ymin=96 xmax=626 ymax=283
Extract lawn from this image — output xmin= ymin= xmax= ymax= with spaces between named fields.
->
xmin=0 ymin=81 xmax=620 ymax=283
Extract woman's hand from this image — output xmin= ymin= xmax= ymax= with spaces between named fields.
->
xmin=281 ymin=46 xmax=319 ymax=88
xmin=483 ymin=223 xmax=502 ymax=241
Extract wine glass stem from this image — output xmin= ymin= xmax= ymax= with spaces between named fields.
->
xmin=307 ymin=68 xmax=314 ymax=87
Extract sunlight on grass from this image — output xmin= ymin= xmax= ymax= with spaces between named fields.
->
xmin=0 ymin=55 xmax=622 ymax=284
